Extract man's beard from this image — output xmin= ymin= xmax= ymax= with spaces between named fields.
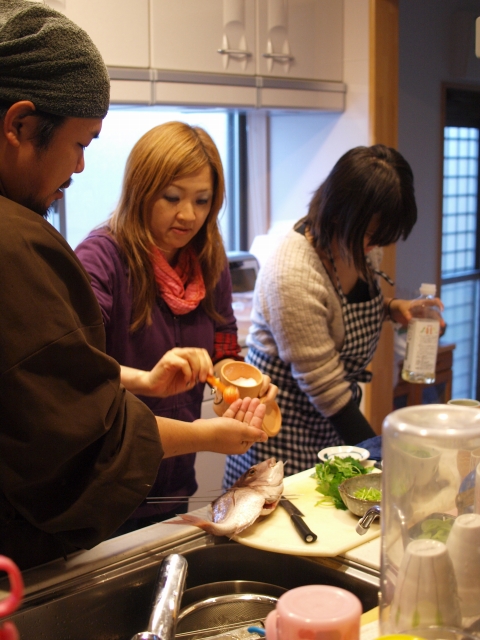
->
xmin=21 ymin=180 xmax=71 ymax=218
xmin=22 ymin=195 xmax=54 ymax=219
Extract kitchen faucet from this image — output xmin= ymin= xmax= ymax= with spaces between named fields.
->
xmin=356 ymin=504 xmax=381 ymax=535
xmin=130 ymin=553 xmax=188 ymax=640
xmin=356 ymin=503 xmax=410 ymax=550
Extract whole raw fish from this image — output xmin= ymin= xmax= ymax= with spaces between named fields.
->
xmin=169 ymin=457 xmax=284 ymax=537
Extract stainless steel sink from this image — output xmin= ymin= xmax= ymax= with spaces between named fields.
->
xmin=3 ymin=535 xmax=379 ymax=639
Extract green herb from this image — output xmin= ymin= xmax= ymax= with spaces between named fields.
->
xmin=313 ymin=456 xmax=373 ymax=510
xmin=353 ymin=487 xmax=382 ymax=501
xmin=417 ymin=517 xmax=454 ymax=543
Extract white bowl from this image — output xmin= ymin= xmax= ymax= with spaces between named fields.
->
xmin=318 ymin=445 xmax=370 ymax=463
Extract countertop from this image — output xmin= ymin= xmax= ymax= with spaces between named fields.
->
xmin=9 ymin=457 xmax=381 ymax=604
xmin=11 ymin=504 xmax=380 ymax=600
xmin=343 ymin=536 xmax=381 ymax=571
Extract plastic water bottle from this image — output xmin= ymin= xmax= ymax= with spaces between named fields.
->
xmin=401 ymin=283 xmax=441 ymax=384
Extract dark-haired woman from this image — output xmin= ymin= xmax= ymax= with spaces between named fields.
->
xmin=224 ymin=144 xmax=444 ymax=485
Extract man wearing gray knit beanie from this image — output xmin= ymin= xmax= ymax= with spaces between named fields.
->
xmin=0 ymin=0 xmax=159 ymax=572
xmin=0 ymin=0 xmax=110 ymax=216
xmin=0 ymin=1 xmax=267 ymax=570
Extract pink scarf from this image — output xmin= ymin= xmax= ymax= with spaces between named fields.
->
xmin=151 ymin=245 xmax=206 ymax=315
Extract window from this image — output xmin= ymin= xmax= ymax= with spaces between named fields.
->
xmin=441 ymin=88 xmax=480 ymax=399
xmin=442 ymin=127 xmax=478 ymax=275
xmin=52 ymin=106 xmax=247 ymax=252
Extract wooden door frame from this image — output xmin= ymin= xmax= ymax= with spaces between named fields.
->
xmin=363 ymin=0 xmax=398 ymax=433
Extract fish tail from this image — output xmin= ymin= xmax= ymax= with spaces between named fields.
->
xmin=167 ymin=514 xmax=216 ymax=533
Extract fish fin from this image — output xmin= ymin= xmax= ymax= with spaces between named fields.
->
xmin=166 ymin=514 xmax=216 ymax=533
xmin=168 ymin=513 xmax=240 ymax=537
xmin=234 ymin=516 xmax=261 ymax=535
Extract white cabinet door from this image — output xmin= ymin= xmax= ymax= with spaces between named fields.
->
xmin=44 ymin=0 xmax=150 ymax=68
xmin=256 ymin=0 xmax=343 ymax=81
xmin=151 ymin=0 xmax=256 ymax=75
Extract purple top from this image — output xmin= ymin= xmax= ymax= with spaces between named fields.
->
xmin=75 ymin=229 xmax=238 ymax=517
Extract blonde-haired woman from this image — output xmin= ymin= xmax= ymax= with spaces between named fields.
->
xmin=76 ymin=121 xmax=274 ymax=534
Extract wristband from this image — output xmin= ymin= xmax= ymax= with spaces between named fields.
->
xmin=385 ymin=297 xmax=397 ymax=321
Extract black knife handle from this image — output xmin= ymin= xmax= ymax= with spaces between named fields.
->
xmin=291 ymin=514 xmax=318 ymax=543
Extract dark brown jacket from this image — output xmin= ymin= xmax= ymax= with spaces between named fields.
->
xmin=0 ymin=196 xmax=162 ymax=569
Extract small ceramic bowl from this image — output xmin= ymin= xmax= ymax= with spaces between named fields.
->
xmin=318 ymin=445 xmax=370 ymax=463
xmin=338 ymin=473 xmax=382 ymax=517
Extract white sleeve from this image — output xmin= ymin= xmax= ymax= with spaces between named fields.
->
xmin=254 ymin=235 xmax=352 ymax=417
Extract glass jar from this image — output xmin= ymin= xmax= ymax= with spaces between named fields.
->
xmin=380 ymin=404 xmax=480 ymax=637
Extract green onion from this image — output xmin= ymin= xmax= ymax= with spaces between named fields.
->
xmin=353 ymin=487 xmax=381 ymax=501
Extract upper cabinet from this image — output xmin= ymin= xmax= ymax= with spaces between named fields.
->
xmin=151 ymin=0 xmax=256 ymax=76
xmin=42 ymin=0 xmax=345 ymax=110
xmin=150 ymin=0 xmax=343 ymax=83
xmin=43 ymin=0 xmax=150 ymax=68
xmin=256 ymin=0 xmax=343 ymax=82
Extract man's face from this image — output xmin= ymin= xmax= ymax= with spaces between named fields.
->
xmin=20 ymin=117 xmax=102 ymax=217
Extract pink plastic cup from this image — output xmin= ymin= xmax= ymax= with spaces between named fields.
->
xmin=265 ymin=584 xmax=362 ymax=640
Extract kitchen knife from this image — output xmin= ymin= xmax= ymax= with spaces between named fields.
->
xmin=279 ymin=497 xmax=318 ymax=543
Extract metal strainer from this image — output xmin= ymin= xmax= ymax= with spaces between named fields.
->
xmin=175 ymin=580 xmax=285 ymax=639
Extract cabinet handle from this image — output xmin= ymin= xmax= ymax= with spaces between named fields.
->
xmin=217 ymin=48 xmax=253 ymax=58
xmin=262 ymin=52 xmax=294 ymax=62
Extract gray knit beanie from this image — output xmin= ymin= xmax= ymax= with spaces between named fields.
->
xmin=0 ymin=0 xmax=110 ymax=118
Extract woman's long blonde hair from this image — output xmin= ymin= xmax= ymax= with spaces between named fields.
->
xmin=108 ymin=121 xmax=227 ymax=332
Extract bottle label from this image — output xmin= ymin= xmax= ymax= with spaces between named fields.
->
xmin=403 ymin=318 xmax=440 ymax=375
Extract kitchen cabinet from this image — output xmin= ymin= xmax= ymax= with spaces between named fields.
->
xmin=150 ymin=0 xmax=343 ymax=83
xmin=256 ymin=0 xmax=343 ymax=82
xmin=43 ymin=0 xmax=150 ymax=68
xmin=151 ymin=0 xmax=256 ymax=76
xmin=43 ymin=0 xmax=345 ymax=111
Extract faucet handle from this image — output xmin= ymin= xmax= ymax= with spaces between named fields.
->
xmin=356 ymin=505 xmax=381 ymax=535
xmin=131 ymin=553 xmax=188 ymax=640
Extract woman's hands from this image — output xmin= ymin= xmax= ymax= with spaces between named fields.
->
xmin=223 ymin=396 xmax=267 ymax=429
xmin=197 ymin=397 xmax=268 ymax=454
xmin=120 ymin=347 xmax=213 ymax=397
xmin=211 ymin=359 xmax=277 ymax=406
xmin=159 ymin=397 xmax=268 ymax=458
xmin=121 ymin=350 xmax=279 ymax=407
xmin=385 ymin=297 xmax=447 ymax=335
xmin=258 ymin=374 xmax=278 ymax=404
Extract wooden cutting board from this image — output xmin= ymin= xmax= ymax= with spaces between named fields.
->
xmin=232 ymin=467 xmax=380 ymax=556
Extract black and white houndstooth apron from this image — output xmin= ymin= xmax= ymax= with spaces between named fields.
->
xmin=223 ymin=253 xmax=391 ymax=488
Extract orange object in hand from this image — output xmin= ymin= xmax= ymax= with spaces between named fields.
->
xmin=206 ymin=374 xmax=240 ymax=404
